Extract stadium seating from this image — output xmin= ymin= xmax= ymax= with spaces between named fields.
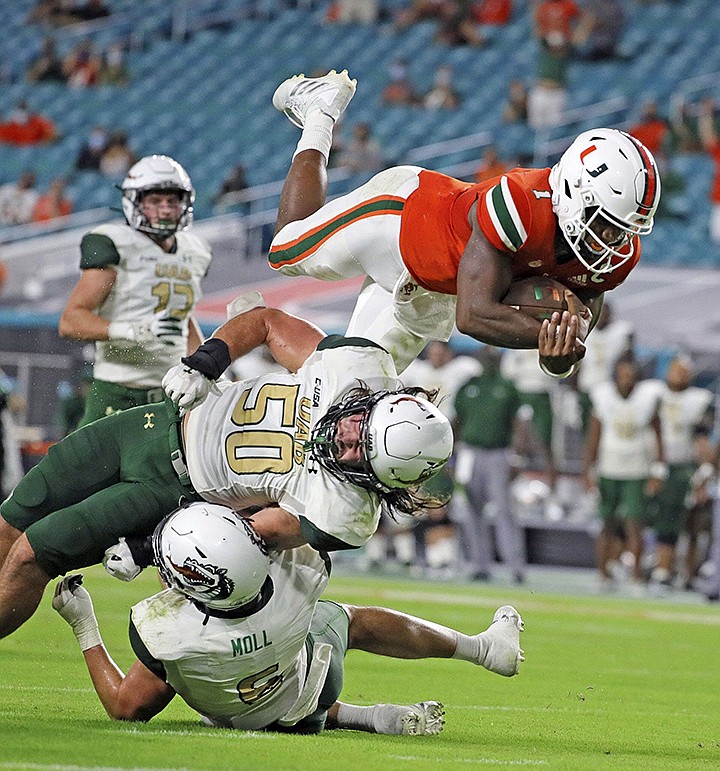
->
xmin=1 ymin=0 xmax=720 ymax=265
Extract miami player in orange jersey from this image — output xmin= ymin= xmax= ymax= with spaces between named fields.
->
xmin=269 ymin=71 xmax=661 ymax=377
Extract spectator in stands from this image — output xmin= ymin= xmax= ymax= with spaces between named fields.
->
xmin=32 ymin=177 xmax=73 ymax=223
xmin=0 ymin=259 xmax=7 ymax=297
xmin=395 ymin=0 xmax=452 ymax=30
xmin=528 ymin=0 xmax=581 ymax=129
xmin=435 ymin=2 xmax=485 ymax=47
xmin=668 ymin=98 xmax=703 ymax=154
xmin=454 ymin=345 xmax=527 ymax=583
xmin=629 ymin=101 xmax=670 ymax=170
xmin=328 ymin=0 xmax=379 ymax=23
xmin=25 ymin=37 xmax=66 ymax=83
xmin=698 ymin=98 xmax=720 ymax=245
xmin=533 ymin=0 xmax=581 ymax=48
xmin=649 ymin=355 xmax=714 ymax=591
xmin=423 ymin=64 xmax=461 ymax=110
xmin=99 ymin=129 xmax=137 ymax=177
xmin=0 ymin=172 xmax=40 ymax=227
xmin=472 ymin=0 xmax=512 ymax=25
xmin=75 ymin=125 xmax=109 ymax=171
xmin=212 ymin=163 xmax=249 ymax=206
xmin=502 ymin=79 xmax=529 ymax=123
xmin=583 ymin=353 xmax=665 ymax=590
xmin=382 ymin=58 xmax=421 ymax=106
xmin=474 ymin=145 xmax=512 ymax=183
xmin=0 ymin=101 xmax=57 ymax=146
xmin=98 ymin=43 xmax=130 ymax=86
xmin=336 ymin=122 xmax=385 ymax=174
xmin=63 ymin=38 xmax=101 ymax=88
xmin=573 ymin=0 xmax=625 ymax=61
xmin=528 ymin=33 xmax=571 ymax=130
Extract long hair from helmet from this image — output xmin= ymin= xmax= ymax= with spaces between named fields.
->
xmin=308 ymin=383 xmax=453 ymax=519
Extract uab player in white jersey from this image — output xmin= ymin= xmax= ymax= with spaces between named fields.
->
xmin=0 ymin=303 xmax=452 ymax=641
xmin=59 ymin=155 xmax=212 ymax=426
xmin=52 ymin=503 xmax=525 ymax=734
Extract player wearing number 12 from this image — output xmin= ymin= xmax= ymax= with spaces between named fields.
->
xmin=0 ymin=300 xmax=452 ymax=641
xmin=59 ymin=155 xmax=212 ymax=426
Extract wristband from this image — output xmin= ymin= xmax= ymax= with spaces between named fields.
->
xmin=538 ymin=360 xmax=578 ymax=379
xmin=181 ymin=338 xmax=231 ymax=380
xmin=650 ymin=462 xmax=669 ymax=480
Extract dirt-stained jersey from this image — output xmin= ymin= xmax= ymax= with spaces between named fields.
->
xmin=398 ymin=168 xmax=640 ymax=296
xmin=130 ymin=545 xmax=329 ymax=730
xmin=184 ymin=336 xmax=400 ymax=549
xmin=81 ymin=222 xmax=212 ymax=388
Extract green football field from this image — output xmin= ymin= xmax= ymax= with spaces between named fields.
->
xmin=1 ymin=565 xmax=719 ymax=771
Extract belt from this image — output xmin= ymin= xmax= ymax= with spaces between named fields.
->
xmin=166 ymin=401 xmax=194 ymax=490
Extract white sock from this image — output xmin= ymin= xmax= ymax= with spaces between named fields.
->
xmin=293 ymin=110 xmax=335 ymax=162
xmin=334 ymin=703 xmax=378 ymax=732
xmin=452 ymin=631 xmax=485 ymax=665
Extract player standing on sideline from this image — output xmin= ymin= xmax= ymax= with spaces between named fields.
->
xmin=649 ymin=355 xmax=714 ymax=589
xmin=268 ymin=70 xmax=661 ymax=375
xmin=59 ymin=155 xmax=212 ymax=426
xmin=52 ymin=502 xmax=524 ymax=734
xmin=583 ymin=354 xmax=665 ymax=590
xmin=0 ymin=301 xmax=453 ymax=640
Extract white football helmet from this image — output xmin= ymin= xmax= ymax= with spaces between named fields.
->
xmin=310 ymin=387 xmax=453 ymax=494
xmin=121 ymin=154 xmax=194 ymax=237
xmin=153 ymin=503 xmax=270 ymax=612
xmin=549 ymin=128 xmax=661 ymax=273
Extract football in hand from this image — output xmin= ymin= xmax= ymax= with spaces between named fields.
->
xmin=501 ymin=277 xmax=583 ymax=322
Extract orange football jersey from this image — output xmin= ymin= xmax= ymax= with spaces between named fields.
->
xmin=398 ymin=168 xmax=640 ymax=296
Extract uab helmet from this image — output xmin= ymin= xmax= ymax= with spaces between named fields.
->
xmin=310 ymin=388 xmax=453 ymax=494
xmin=153 ymin=503 xmax=269 ymax=612
xmin=121 ymin=154 xmax=195 ymax=237
xmin=549 ymin=128 xmax=660 ymax=273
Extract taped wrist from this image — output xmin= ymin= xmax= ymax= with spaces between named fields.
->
xmin=181 ymin=338 xmax=231 ymax=380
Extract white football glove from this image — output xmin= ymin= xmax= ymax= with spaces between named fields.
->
xmin=52 ymin=574 xmax=102 ymax=651
xmin=108 ymin=313 xmax=183 ymax=345
xmin=102 ymin=537 xmax=143 ymax=582
xmin=162 ymin=363 xmax=221 ymax=411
